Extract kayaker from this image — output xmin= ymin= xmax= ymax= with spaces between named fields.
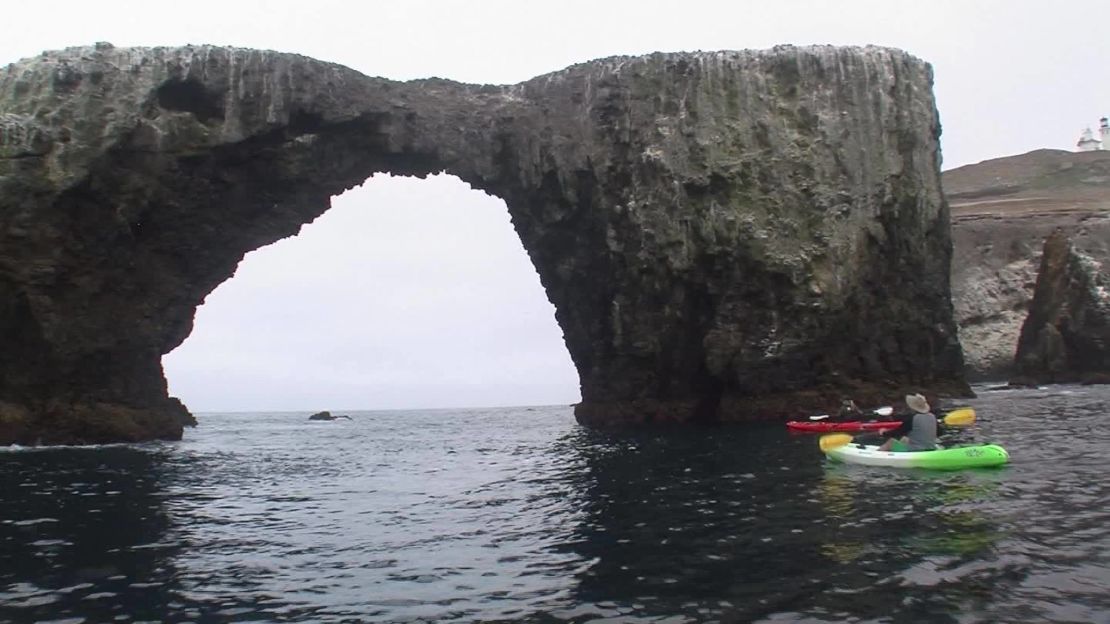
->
xmin=830 ymin=398 xmax=864 ymax=422
xmin=877 ymin=393 xmax=938 ymax=452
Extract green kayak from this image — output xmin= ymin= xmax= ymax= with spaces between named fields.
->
xmin=825 ymin=443 xmax=1010 ymax=470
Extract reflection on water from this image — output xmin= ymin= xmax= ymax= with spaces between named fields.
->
xmin=818 ymin=471 xmax=1006 ymax=569
xmin=1 ymin=386 xmax=1109 ymax=623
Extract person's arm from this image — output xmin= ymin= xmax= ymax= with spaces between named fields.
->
xmin=880 ymin=414 xmax=913 ymax=439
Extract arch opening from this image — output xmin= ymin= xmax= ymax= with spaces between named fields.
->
xmin=162 ymin=173 xmax=581 ymax=412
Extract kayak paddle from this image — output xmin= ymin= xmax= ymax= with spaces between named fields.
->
xmin=943 ymin=407 xmax=976 ymax=426
xmin=811 ymin=405 xmax=891 ymax=421
xmin=819 ymin=433 xmax=854 ymax=452
xmin=818 ymin=408 xmax=978 ymax=452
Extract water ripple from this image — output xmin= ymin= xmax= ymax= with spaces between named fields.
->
xmin=2 ymin=392 xmax=1110 ymax=622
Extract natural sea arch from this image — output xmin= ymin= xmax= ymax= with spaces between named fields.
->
xmin=162 ymin=174 xmax=581 ymax=411
xmin=0 ymin=43 xmax=969 ymax=444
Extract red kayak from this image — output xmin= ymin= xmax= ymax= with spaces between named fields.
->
xmin=786 ymin=420 xmax=900 ymax=433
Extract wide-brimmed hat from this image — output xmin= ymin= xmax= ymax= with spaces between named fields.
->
xmin=905 ymin=393 xmax=930 ymax=414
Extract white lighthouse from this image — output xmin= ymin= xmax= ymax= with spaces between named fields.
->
xmin=1101 ymin=117 xmax=1110 ymax=149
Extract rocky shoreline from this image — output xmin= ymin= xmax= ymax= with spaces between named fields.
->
xmin=4 ymin=44 xmax=1105 ymax=444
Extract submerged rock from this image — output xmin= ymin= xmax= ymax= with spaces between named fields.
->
xmin=0 ymin=43 xmax=966 ymax=443
xmin=1012 ymin=230 xmax=1110 ymax=384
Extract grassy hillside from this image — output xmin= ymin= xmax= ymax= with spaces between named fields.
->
xmin=944 ymin=149 xmax=1110 ymax=216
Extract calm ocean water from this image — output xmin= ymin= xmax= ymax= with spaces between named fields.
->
xmin=2 ymin=385 xmax=1109 ymax=623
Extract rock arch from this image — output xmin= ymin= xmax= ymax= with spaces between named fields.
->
xmin=0 ymin=43 xmax=967 ymax=444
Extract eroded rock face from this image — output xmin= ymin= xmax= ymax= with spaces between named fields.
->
xmin=1012 ymin=230 xmax=1110 ymax=384
xmin=0 ymin=43 xmax=966 ymax=443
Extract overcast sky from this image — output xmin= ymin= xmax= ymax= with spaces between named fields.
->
xmin=3 ymin=1 xmax=1107 ymax=412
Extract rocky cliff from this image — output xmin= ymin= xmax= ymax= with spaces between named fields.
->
xmin=947 ymin=149 xmax=1110 ymax=380
xmin=0 ymin=43 xmax=965 ymax=444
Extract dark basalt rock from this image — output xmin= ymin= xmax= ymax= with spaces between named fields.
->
xmin=308 ymin=411 xmax=350 ymax=421
xmin=1012 ymin=230 xmax=1110 ymax=384
xmin=0 ymin=43 xmax=967 ymax=444
xmin=1081 ymin=372 xmax=1110 ymax=385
